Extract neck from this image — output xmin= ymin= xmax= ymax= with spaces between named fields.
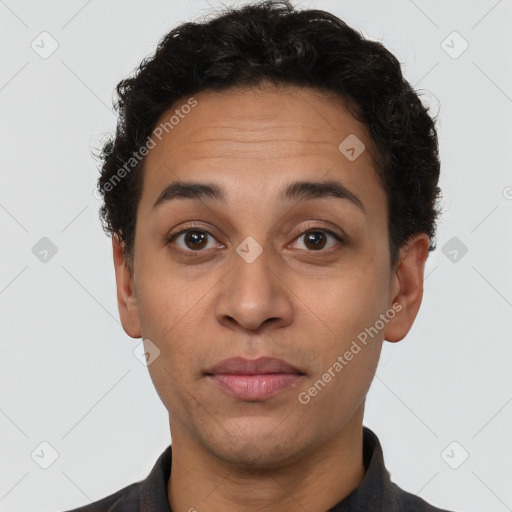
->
xmin=167 ymin=408 xmax=366 ymax=512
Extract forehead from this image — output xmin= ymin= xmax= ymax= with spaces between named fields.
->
xmin=139 ymin=85 xmax=386 ymax=219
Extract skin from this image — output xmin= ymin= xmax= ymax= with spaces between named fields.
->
xmin=112 ymin=83 xmax=429 ymax=512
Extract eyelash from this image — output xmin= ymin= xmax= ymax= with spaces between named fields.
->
xmin=165 ymin=225 xmax=344 ymax=255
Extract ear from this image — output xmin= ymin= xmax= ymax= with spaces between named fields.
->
xmin=383 ymin=233 xmax=430 ymax=343
xmin=112 ymin=234 xmax=141 ymax=338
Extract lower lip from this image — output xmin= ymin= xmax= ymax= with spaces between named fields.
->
xmin=207 ymin=373 xmax=303 ymax=400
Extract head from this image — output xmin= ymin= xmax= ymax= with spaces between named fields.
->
xmin=98 ymin=0 xmax=441 ymax=467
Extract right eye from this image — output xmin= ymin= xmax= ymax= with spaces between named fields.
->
xmin=166 ymin=228 xmax=224 ymax=253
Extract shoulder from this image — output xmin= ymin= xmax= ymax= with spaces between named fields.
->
xmin=60 ymin=481 xmax=141 ymax=512
xmin=392 ymin=482 xmax=456 ymax=512
xmin=59 ymin=444 xmax=173 ymax=512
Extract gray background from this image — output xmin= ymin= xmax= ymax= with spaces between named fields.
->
xmin=0 ymin=1 xmax=511 ymax=511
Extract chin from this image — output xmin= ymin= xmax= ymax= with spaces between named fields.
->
xmin=203 ymin=423 xmax=314 ymax=470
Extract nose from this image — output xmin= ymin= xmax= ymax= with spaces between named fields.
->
xmin=214 ymin=247 xmax=293 ymax=333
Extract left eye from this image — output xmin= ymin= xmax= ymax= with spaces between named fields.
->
xmin=290 ymin=229 xmax=343 ymax=251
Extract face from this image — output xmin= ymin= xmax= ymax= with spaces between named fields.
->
xmin=113 ymin=84 xmax=428 ymax=468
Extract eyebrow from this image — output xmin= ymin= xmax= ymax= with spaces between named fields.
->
xmin=152 ymin=179 xmax=366 ymax=214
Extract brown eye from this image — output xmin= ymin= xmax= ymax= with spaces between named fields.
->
xmin=292 ymin=229 xmax=343 ymax=252
xmin=169 ymin=229 xmax=219 ymax=252
xmin=303 ymin=231 xmax=328 ymax=250
xmin=183 ymin=230 xmax=208 ymax=250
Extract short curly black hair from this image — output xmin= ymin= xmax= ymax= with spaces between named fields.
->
xmin=97 ymin=0 xmax=442 ymax=271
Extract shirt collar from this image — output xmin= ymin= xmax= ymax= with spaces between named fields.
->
xmin=136 ymin=426 xmax=399 ymax=512
xmin=329 ymin=426 xmax=401 ymax=511
xmin=138 ymin=444 xmax=173 ymax=512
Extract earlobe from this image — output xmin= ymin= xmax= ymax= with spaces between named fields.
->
xmin=383 ymin=233 xmax=430 ymax=343
xmin=112 ymin=234 xmax=141 ymax=338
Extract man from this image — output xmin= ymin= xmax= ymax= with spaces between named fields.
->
xmin=65 ymin=1 xmax=454 ymax=510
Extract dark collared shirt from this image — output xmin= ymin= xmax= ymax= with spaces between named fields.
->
xmin=62 ymin=427 xmax=454 ymax=512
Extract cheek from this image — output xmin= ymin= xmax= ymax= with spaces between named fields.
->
xmin=135 ymin=252 xmax=210 ymax=337
xmin=298 ymin=264 xmax=387 ymax=338
xmin=138 ymin=308 xmax=203 ymax=417
xmin=296 ymin=296 xmax=383 ymax=426
xmin=293 ymin=261 xmax=387 ymax=397
xmin=135 ymin=259 xmax=215 ymax=368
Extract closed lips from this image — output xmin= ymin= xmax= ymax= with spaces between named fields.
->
xmin=205 ymin=356 xmax=304 ymax=375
